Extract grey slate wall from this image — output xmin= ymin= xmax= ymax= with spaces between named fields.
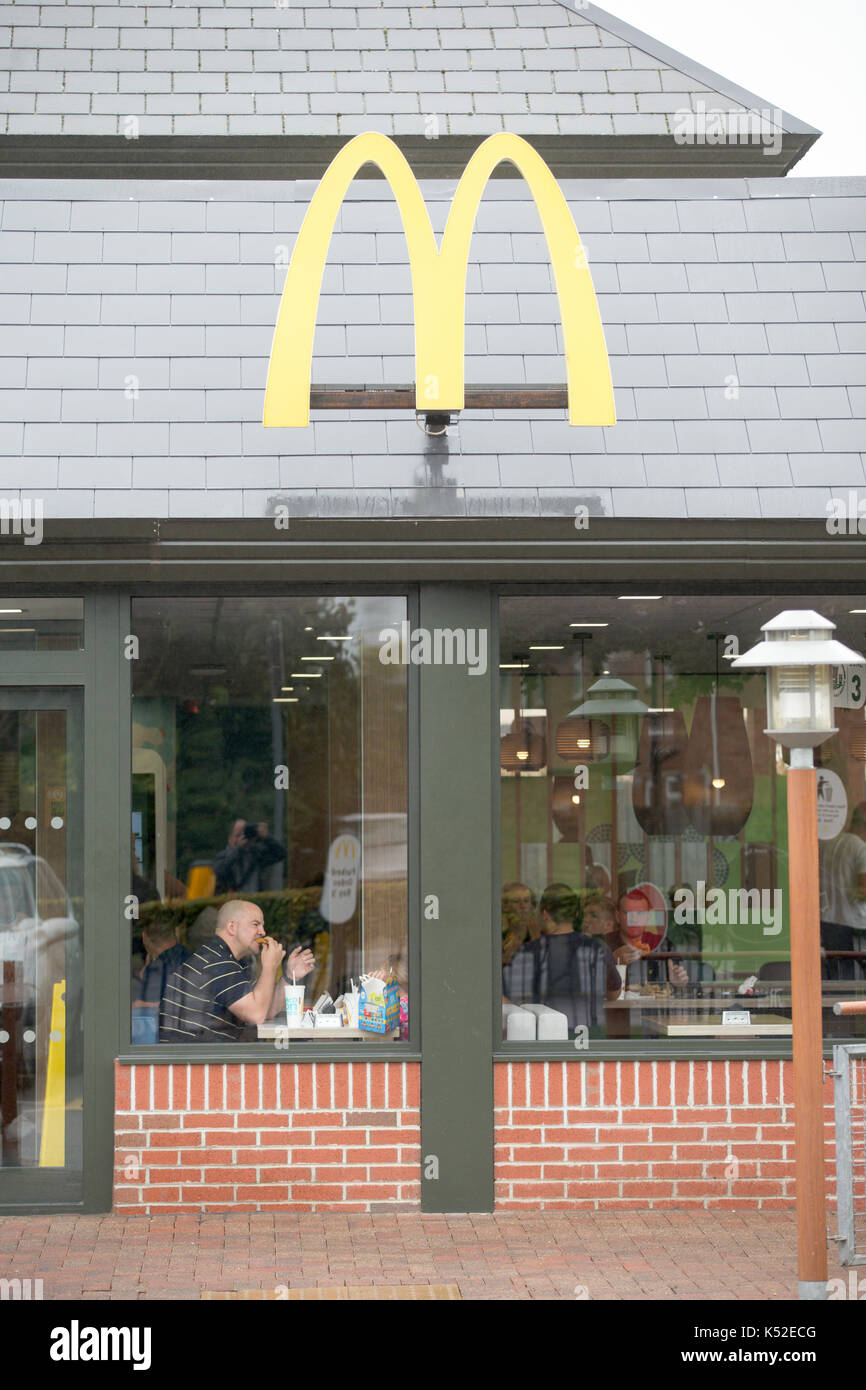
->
xmin=1 ymin=175 xmax=864 ymax=522
xmin=0 ymin=0 xmax=781 ymax=139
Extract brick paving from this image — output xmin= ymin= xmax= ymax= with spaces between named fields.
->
xmin=0 ymin=1210 xmax=851 ymax=1300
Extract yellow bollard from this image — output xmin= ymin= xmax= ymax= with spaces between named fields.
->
xmin=39 ymin=979 xmax=65 ymax=1168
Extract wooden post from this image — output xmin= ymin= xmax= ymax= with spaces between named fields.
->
xmin=787 ymin=764 xmax=828 ymax=1299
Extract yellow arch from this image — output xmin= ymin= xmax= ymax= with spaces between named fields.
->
xmin=263 ymin=131 xmax=615 ymax=428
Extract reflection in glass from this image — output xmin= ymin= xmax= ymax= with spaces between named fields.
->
xmin=499 ymin=595 xmax=866 ymax=1044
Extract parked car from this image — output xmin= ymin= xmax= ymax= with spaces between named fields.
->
xmin=0 ymin=842 xmax=81 ymax=1109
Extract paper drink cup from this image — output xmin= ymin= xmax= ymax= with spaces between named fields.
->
xmin=285 ymin=985 xmax=305 ymax=1023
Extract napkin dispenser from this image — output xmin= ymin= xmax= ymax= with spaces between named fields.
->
xmin=504 ymin=1005 xmax=536 ymax=1041
xmin=522 ymin=1004 xmax=569 ymax=1040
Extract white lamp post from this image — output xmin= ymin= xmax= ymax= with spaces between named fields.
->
xmin=733 ymin=610 xmax=864 ymax=1301
xmin=734 ymin=611 xmax=858 ymax=754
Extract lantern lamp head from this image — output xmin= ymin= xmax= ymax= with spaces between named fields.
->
xmin=731 ymin=610 xmax=865 ymax=750
xmin=568 ymin=673 xmax=648 ymax=767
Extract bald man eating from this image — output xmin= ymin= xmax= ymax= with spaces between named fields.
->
xmin=159 ymin=899 xmax=315 ymax=1043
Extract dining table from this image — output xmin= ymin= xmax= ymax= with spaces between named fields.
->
xmin=256 ymin=1020 xmax=399 ymax=1042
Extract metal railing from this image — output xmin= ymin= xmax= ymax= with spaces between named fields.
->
xmin=832 ymin=1039 xmax=866 ymax=1266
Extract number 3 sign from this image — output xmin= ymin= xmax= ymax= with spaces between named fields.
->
xmin=833 ymin=663 xmax=866 ymax=710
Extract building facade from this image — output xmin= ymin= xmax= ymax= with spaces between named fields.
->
xmin=0 ymin=1 xmax=864 ymax=1216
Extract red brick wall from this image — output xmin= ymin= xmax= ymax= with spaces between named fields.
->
xmin=114 ymin=1062 xmax=420 ymax=1214
xmin=115 ymin=1058 xmax=838 ymax=1214
xmin=494 ymin=1060 xmax=838 ymax=1210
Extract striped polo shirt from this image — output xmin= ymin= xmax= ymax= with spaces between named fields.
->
xmin=159 ymin=935 xmax=253 ymax=1042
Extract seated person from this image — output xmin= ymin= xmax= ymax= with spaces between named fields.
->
xmin=612 ymin=888 xmax=689 ymax=988
xmin=581 ymin=893 xmax=621 ymax=955
xmin=501 ymin=881 xmax=539 ymax=1005
xmin=580 ymin=891 xmax=631 ymax=1039
xmin=533 ymin=882 xmax=621 ymax=1032
xmin=159 ymin=899 xmax=314 ymax=1042
xmin=132 ymin=919 xmax=190 ymax=1045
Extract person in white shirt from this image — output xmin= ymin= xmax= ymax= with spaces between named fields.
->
xmin=819 ymin=801 xmax=866 ymax=980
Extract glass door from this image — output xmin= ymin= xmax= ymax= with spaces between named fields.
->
xmin=0 ymin=690 xmax=83 ymax=1206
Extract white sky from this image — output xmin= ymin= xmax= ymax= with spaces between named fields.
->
xmin=598 ymin=0 xmax=865 ymax=176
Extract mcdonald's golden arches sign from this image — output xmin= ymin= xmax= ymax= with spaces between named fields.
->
xmin=264 ymin=131 xmax=615 ymax=428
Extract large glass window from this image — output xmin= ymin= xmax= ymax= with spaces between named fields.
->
xmin=499 ymin=594 xmax=866 ymax=1046
xmin=130 ymin=596 xmax=408 ymax=1046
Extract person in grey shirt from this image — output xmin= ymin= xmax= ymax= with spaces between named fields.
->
xmin=819 ymin=801 xmax=866 ymax=980
xmin=533 ymin=883 xmax=621 ymax=1032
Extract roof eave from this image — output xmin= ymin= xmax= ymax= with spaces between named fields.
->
xmin=0 ymin=130 xmax=821 ymax=181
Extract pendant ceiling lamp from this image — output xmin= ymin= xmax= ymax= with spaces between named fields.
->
xmin=632 ymin=657 xmax=690 ymax=836
xmin=551 ymin=775 xmax=583 ymax=841
xmin=567 ymin=673 xmax=647 ymax=769
xmin=500 ymin=718 xmax=547 ymax=773
xmin=683 ymin=638 xmax=754 ymax=836
xmin=554 ymin=715 xmax=610 ymax=764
